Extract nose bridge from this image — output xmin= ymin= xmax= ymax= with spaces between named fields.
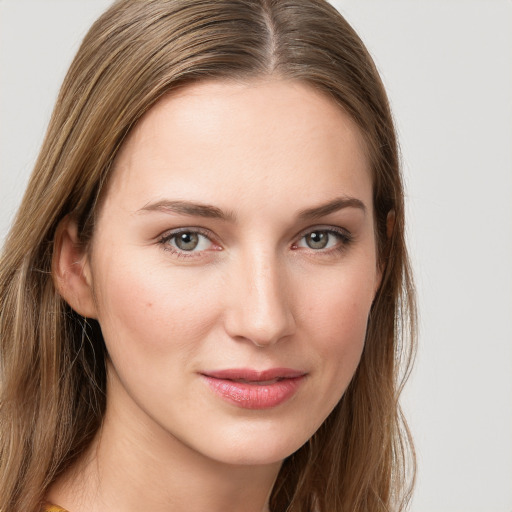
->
xmin=224 ymin=247 xmax=295 ymax=346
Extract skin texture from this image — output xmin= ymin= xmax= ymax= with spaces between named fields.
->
xmin=51 ymin=79 xmax=381 ymax=512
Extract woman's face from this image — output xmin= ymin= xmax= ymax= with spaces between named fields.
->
xmin=82 ymin=79 xmax=380 ymax=465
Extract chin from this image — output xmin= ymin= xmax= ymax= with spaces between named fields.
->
xmin=192 ymin=419 xmax=315 ymax=467
xmin=211 ymin=443 xmax=300 ymax=467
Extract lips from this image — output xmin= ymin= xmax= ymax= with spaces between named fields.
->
xmin=201 ymin=368 xmax=306 ymax=409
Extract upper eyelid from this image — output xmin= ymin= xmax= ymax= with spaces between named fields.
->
xmin=159 ymin=226 xmax=215 ymax=241
xmin=295 ymin=225 xmax=352 ymax=240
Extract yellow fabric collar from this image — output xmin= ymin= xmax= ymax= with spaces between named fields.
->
xmin=42 ymin=503 xmax=69 ymax=512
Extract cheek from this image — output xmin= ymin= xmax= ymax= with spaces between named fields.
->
xmin=299 ymin=262 xmax=376 ymax=376
xmin=92 ymin=254 xmax=221 ymax=363
xmin=314 ymin=303 xmax=367 ymax=379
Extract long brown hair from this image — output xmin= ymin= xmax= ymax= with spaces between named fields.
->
xmin=0 ymin=1 xmax=416 ymax=510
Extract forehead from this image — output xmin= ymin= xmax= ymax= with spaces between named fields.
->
xmin=105 ymin=78 xmax=372 ymax=215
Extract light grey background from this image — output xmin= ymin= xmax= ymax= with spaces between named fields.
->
xmin=1 ymin=1 xmax=511 ymax=511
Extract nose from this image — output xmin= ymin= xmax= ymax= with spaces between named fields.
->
xmin=223 ymin=251 xmax=296 ymax=347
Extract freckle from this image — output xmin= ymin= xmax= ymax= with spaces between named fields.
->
xmin=146 ymin=302 xmax=153 ymax=308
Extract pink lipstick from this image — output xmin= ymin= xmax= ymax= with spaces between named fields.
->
xmin=201 ymin=368 xmax=305 ymax=409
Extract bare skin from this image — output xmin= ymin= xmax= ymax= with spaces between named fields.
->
xmin=49 ymin=78 xmax=380 ymax=512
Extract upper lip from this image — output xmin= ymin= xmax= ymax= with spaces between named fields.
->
xmin=201 ymin=368 xmax=306 ymax=382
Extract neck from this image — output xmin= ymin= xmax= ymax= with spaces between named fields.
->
xmin=47 ymin=371 xmax=282 ymax=512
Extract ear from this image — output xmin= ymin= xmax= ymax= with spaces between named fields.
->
xmin=52 ymin=216 xmax=97 ymax=318
xmin=374 ymin=210 xmax=395 ymax=295
xmin=386 ymin=209 xmax=395 ymax=240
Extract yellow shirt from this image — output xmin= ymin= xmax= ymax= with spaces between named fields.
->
xmin=43 ymin=504 xmax=68 ymax=512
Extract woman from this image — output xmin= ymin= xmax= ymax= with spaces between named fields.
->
xmin=0 ymin=1 xmax=416 ymax=511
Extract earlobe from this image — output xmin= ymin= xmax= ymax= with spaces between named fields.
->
xmin=52 ymin=216 xmax=97 ymax=319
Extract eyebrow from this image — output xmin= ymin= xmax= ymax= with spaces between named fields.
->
xmin=137 ymin=196 xmax=366 ymax=222
xmin=137 ymin=200 xmax=236 ymax=221
xmin=298 ymin=196 xmax=366 ymax=220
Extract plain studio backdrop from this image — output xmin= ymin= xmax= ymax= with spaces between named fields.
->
xmin=1 ymin=1 xmax=511 ymax=511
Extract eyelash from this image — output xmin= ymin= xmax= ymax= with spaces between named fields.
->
xmin=158 ymin=226 xmax=354 ymax=258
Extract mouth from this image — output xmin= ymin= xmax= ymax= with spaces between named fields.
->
xmin=200 ymin=368 xmax=306 ymax=409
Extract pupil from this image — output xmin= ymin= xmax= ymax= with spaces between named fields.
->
xmin=307 ymin=231 xmax=328 ymax=249
xmin=176 ymin=232 xmax=199 ymax=251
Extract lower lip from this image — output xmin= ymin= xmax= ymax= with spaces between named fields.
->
xmin=202 ymin=375 xmax=304 ymax=409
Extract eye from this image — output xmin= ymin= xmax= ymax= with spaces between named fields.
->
xmin=160 ymin=229 xmax=215 ymax=254
xmin=302 ymin=231 xmax=331 ymax=250
xmin=295 ymin=228 xmax=351 ymax=251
